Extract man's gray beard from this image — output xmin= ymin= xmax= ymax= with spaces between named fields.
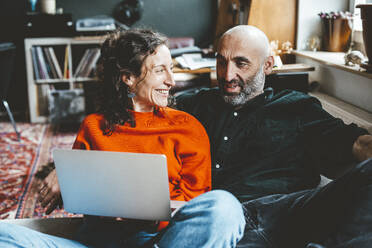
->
xmin=221 ymin=65 xmax=265 ymax=107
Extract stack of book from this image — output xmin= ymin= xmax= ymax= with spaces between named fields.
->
xmin=31 ymin=46 xmax=64 ymax=80
xmin=31 ymin=46 xmax=101 ymax=81
xmin=175 ymin=53 xmax=216 ymax=70
xmin=74 ymin=48 xmax=101 ymax=78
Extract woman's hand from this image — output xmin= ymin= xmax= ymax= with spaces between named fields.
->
xmin=37 ymin=169 xmax=62 ymax=214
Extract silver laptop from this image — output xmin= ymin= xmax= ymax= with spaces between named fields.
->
xmin=53 ymin=149 xmax=174 ymax=221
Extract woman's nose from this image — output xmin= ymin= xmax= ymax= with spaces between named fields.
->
xmin=165 ymin=70 xmax=175 ymax=86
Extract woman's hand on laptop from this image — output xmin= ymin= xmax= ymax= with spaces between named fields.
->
xmin=38 ymin=169 xmax=63 ymax=214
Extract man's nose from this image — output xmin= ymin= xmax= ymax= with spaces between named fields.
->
xmin=224 ymin=62 xmax=237 ymax=82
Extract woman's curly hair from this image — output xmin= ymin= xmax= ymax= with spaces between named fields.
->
xmin=96 ymin=28 xmax=167 ymax=135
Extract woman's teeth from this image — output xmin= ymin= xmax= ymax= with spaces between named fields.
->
xmin=156 ymin=89 xmax=169 ymax=95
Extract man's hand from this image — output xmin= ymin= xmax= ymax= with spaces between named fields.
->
xmin=353 ymin=134 xmax=372 ymax=162
xmin=37 ymin=169 xmax=62 ymax=214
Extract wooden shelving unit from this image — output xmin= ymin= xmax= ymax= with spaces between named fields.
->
xmin=24 ymin=36 xmax=106 ymax=123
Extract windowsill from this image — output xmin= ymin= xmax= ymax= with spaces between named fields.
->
xmin=293 ymin=51 xmax=372 ymax=80
xmin=310 ymin=91 xmax=372 ymax=133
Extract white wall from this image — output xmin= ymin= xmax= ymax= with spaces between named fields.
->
xmin=296 ymin=56 xmax=372 ymax=113
xmin=296 ymin=0 xmax=349 ymax=51
xmin=296 ymin=0 xmax=372 ymax=113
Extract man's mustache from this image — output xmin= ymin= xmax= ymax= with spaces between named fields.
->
xmin=218 ymin=79 xmax=245 ymax=88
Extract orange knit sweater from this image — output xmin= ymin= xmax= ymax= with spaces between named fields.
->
xmin=72 ymin=107 xmax=211 ymax=205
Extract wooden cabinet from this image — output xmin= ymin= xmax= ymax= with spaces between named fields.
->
xmin=215 ymin=0 xmax=298 ymax=49
xmin=247 ymin=0 xmax=297 ymax=48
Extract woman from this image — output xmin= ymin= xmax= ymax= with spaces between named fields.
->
xmin=0 ymin=29 xmax=245 ymax=248
xmin=75 ymin=29 xmax=211 ymax=204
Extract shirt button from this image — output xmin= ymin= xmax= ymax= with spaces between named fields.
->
xmin=215 ymin=164 xmax=220 ymax=169
xmin=223 ymin=136 xmax=228 ymax=141
xmin=233 ymin=112 xmax=238 ymax=116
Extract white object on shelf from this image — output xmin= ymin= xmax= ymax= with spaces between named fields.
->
xmin=40 ymin=0 xmax=56 ymax=14
xmin=176 ymin=53 xmax=216 ymax=70
xmin=76 ymin=16 xmax=116 ymax=32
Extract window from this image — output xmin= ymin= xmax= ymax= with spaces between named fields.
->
xmin=349 ymin=0 xmax=372 ymax=53
xmin=350 ymin=0 xmax=372 ymax=31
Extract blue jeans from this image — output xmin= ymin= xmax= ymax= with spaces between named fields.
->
xmin=237 ymin=158 xmax=372 ymax=248
xmin=0 ymin=190 xmax=245 ymax=248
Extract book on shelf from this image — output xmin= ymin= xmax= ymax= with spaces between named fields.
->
xmin=42 ymin=47 xmax=53 ymax=78
xmin=35 ymin=46 xmax=50 ymax=80
xmin=31 ymin=46 xmax=40 ymax=80
xmin=77 ymin=48 xmax=94 ymax=78
xmin=48 ymin=47 xmax=63 ymax=79
xmin=83 ymin=48 xmax=101 ymax=78
xmin=31 ymin=45 xmax=101 ymax=81
xmin=74 ymin=48 xmax=101 ymax=78
xmin=73 ymin=48 xmax=90 ymax=78
xmin=63 ymin=46 xmax=70 ymax=79
xmin=32 ymin=46 xmax=66 ymax=81
xmin=43 ymin=47 xmax=58 ymax=79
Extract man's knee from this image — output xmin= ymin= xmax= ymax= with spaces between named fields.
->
xmin=205 ymin=190 xmax=244 ymax=217
xmin=165 ymin=190 xmax=245 ymax=247
xmin=187 ymin=190 xmax=245 ymax=230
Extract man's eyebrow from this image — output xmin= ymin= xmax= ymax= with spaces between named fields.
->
xmin=216 ymin=53 xmax=251 ymax=64
xmin=234 ymin=56 xmax=251 ymax=64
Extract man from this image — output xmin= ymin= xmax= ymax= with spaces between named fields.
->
xmin=177 ymin=25 xmax=372 ymax=202
xmin=176 ymin=25 xmax=372 ymax=247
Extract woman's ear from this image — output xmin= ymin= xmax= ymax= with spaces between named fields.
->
xmin=121 ymin=74 xmax=135 ymax=87
xmin=263 ymin=55 xmax=274 ymax=75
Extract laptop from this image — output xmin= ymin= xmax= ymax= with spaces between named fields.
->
xmin=53 ymin=149 xmax=180 ymax=221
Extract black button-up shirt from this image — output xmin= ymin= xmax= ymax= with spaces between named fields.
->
xmin=176 ymin=88 xmax=368 ymax=202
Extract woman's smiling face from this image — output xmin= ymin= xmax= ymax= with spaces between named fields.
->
xmin=126 ymin=44 xmax=175 ymax=112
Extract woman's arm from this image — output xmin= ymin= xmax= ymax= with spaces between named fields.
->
xmin=171 ymin=115 xmax=212 ymax=201
xmin=38 ymin=118 xmax=91 ymax=214
xmin=38 ymin=169 xmax=62 ymax=214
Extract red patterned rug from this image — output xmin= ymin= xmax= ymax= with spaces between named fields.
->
xmin=0 ymin=122 xmax=80 ymax=219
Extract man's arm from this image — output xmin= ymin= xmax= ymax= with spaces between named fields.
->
xmin=353 ymin=134 xmax=372 ymax=162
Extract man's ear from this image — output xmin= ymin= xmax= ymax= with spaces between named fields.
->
xmin=263 ymin=55 xmax=274 ymax=75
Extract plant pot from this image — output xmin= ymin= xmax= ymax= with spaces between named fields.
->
xmin=357 ymin=4 xmax=372 ymax=72
xmin=322 ymin=17 xmax=352 ymax=52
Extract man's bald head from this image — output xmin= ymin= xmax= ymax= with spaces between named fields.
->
xmin=216 ymin=25 xmax=274 ymax=108
xmin=219 ymin=25 xmax=271 ymax=61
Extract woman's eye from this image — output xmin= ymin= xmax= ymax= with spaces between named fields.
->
xmin=155 ymin=68 xmax=165 ymax=73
